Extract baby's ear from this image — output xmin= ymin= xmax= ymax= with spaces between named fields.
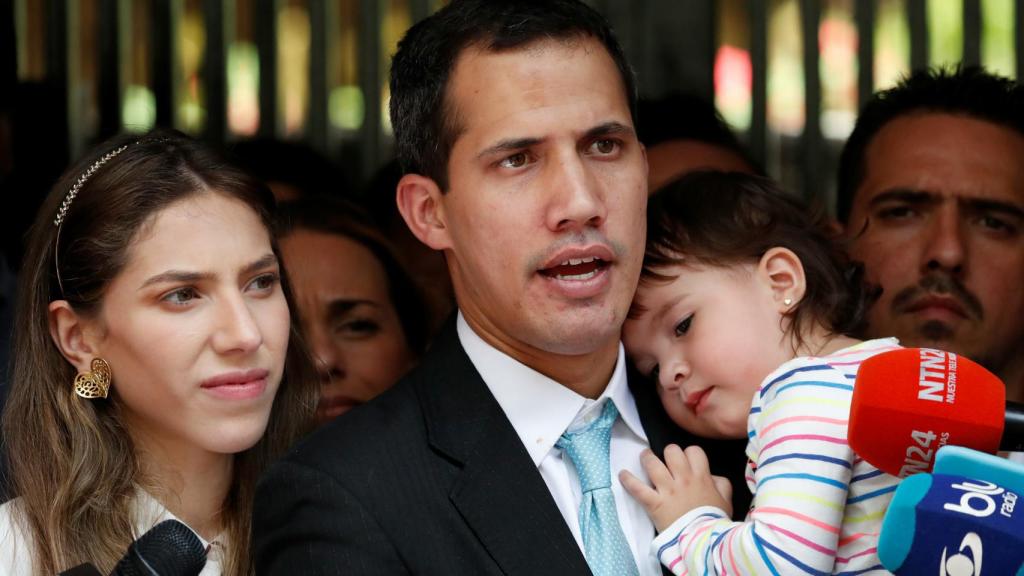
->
xmin=757 ymin=247 xmax=806 ymax=313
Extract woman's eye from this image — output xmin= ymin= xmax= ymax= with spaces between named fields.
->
xmin=162 ymin=287 xmax=198 ymax=306
xmin=674 ymin=315 xmax=692 ymax=337
xmin=498 ymin=152 xmax=530 ymax=169
xmin=336 ymin=319 xmax=381 ymax=338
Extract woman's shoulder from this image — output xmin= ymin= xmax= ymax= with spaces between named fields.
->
xmin=0 ymin=497 xmax=36 ymax=575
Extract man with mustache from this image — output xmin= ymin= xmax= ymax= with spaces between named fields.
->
xmin=838 ymin=66 xmax=1024 ymax=403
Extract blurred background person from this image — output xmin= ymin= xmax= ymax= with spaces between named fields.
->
xmin=276 ymin=196 xmax=427 ymax=426
xmin=636 ymin=92 xmax=762 ymax=193
xmin=0 ymin=130 xmax=316 ymax=575
xmin=838 ymin=66 xmax=1024 ymax=403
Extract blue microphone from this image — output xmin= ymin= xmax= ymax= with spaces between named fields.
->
xmin=878 ymin=448 xmax=1024 ymax=574
xmin=934 ymin=445 xmax=1024 ymax=495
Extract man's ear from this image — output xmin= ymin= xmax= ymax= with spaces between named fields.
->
xmin=395 ymin=173 xmax=453 ymax=251
xmin=48 ymin=300 xmax=101 ymax=373
xmin=757 ymin=247 xmax=806 ymax=313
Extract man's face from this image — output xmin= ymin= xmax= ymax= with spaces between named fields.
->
xmin=846 ymin=113 xmax=1024 ymax=394
xmin=438 ymin=37 xmax=647 ymax=362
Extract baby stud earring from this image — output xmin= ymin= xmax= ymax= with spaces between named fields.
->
xmin=783 ymin=298 xmax=793 ymax=306
xmin=73 ymin=357 xmax=112 ymax=399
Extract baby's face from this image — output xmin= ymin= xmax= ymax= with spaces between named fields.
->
xmin=623 ymin=262 xmax=790 ymax=439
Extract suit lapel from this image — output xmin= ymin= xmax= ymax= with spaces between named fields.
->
xmin=416 ymin=321 xmax=591 ymax=576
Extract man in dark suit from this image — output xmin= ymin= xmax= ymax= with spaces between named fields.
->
xmin=253 ymin=1 xmax=748 ymax=574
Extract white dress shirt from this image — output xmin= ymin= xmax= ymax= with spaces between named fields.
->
xmin=0 ymin=490 xmax=225 ymax=575
xmin=458 ymin=313 xmax=661 ymax=575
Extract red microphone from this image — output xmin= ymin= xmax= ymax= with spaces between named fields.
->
xmin=848 ymin=347 xmax=1024 ymax=478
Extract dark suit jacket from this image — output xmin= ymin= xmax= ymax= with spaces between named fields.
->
xmin=254 ymin=319 xmax=749 ymax=575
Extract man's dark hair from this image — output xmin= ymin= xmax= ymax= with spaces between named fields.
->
xmin=389 ymin=0 xmax=636 ymax=190
xmin=636 ymin=92 xmax=763 ymax=175
xmin=837 ymin=65 xmax=1024 ymax=223
xmin=637 ymin=171 xmax=872 ymax=349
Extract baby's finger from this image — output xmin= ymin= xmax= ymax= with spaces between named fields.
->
xmin=640 ymin=449 xmax=675 ymax=489
xmin=619 ymin=470 xmax=661 ymax=509
xmin=662 ymin=443 xmax=690 ymax=477
xmin=712 ymin=475 xmax=733 ymax=502
xmin=683 ymin=445 xmax=712 ymax=476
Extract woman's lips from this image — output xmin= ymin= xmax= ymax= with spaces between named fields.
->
xmin=200 ymin=368 xmax=270 ymax=400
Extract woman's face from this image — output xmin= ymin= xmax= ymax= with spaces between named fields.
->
xmin=90 ymin=193 xmax=290 ymax=460
xmin=280 ymin=229 xmax=417 ymax=425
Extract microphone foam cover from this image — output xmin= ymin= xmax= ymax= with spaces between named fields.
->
xmin=115 ymin=519 xmax=206 ymax=576
xmin=850 ymin=348 xmax=1004 ymax=477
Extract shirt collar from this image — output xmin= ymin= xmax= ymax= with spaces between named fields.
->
xmin=457 ymin=312 xmax=647 ymax=467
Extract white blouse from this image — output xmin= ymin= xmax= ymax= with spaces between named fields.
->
xmin=0 ymin=490 xmax=226 ymax=575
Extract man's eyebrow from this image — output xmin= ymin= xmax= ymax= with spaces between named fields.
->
xmin=475 ymin=122 xmax=635 ymax=161
xmin=963 ymin=197 xmax=1024 ymax=219
xmin=867 ymin=189 xmax=938 ymax=208
xmin=582 ymin=121 xmax=635 ymax=141
xmin=477 ymin=137 xmax=544 ymax=160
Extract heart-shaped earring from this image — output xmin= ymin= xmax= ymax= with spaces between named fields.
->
xmin=73 ymin=357 xmax=112 ymax=399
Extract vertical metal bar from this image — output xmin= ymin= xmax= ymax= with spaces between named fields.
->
xmin=856 ymin=0 xmax=876 ymax=108
xmin=358 ymin=0 xmax=380 ymax=181
xmin=0 ymin=0 xmax=13 ymax=112
xmin=46 ymin=0 xmax=70 ymax=158
xmin=963 ymin=0 xmax=981 ymax=66
xmin=908 ymin=0 xmax=928 ymax=70
xmin=255 ymin=0 xmax=277 ymax=137
xmin=308 ymin=0 xmax=328 ymax=151
xmin=1018 ymin=0 xmax=1024 ymax=80
xmin=98 ymin=0 xmax=120 ymax=138
xmin=151 ymin=0 xmax=174 ymax=128
xmin=800 ymin=0 xmax=821 ymax=199
xmin=749 ymin=0 xmax=768 ymax=169
xmin=203 ymin=0 xmax=226 ymax=143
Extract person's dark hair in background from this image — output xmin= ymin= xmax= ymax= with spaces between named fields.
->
xmin=389 ymin=0 xmax=638 ymax=190
xmin=636 ymin=92 xmax=762 ymax=192
xmin=231 ymin=138 xmax=351 ymax=202
xmin=838 ymin=65 xmax=1024 ymax=402
xmin=837 ymin=65 xmax=1024 ymax=223
xmin=360 ymin=159 xmax=454 ymax=336
xmin=276 ymin=197 xmax=427 ymax=425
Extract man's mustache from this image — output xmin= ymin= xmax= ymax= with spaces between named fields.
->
xmin=889 ymin=274 xmax=984 ymax=320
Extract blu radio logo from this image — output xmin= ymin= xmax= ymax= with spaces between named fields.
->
xmin=940 ymin=532 xmax=983 ymax=576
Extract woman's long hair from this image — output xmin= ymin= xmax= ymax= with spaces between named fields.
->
xmin=2 ymin=129 xmax=317 ymax=575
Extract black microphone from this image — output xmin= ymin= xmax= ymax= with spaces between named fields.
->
xmin=58 ymin=519 xmax=207 ymax=576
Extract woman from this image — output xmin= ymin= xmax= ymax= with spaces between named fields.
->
xmin=0 ymin=130 xmax=317 ymax=575
xmin=276 ymin=198 xmax=427 ymax=425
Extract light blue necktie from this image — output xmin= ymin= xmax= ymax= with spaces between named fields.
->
xmin=557 ymin=401 xmax=640 ymax=576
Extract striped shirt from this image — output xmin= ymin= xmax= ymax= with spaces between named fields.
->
xmin=652 ymin=338 xmax=902 ymax=576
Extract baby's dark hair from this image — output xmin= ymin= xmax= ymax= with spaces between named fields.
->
xmin=640 ymin=171 xmax=871 ymax=348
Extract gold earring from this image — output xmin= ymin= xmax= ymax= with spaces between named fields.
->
xmin=73 ymin=358 xmax=112 ymax=399
xmin=783 ymin=298 xmax=793 ymax=306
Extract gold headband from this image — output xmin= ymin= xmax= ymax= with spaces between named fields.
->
xmin=53 ymin=144 xmax=130 ymax=297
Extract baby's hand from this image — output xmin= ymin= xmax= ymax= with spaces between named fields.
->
xmin=619 ymin=444 xmax=734 ymax=531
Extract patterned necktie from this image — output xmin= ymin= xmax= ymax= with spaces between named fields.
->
xmin=557 ymin=401 xmax=640 ymax=576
